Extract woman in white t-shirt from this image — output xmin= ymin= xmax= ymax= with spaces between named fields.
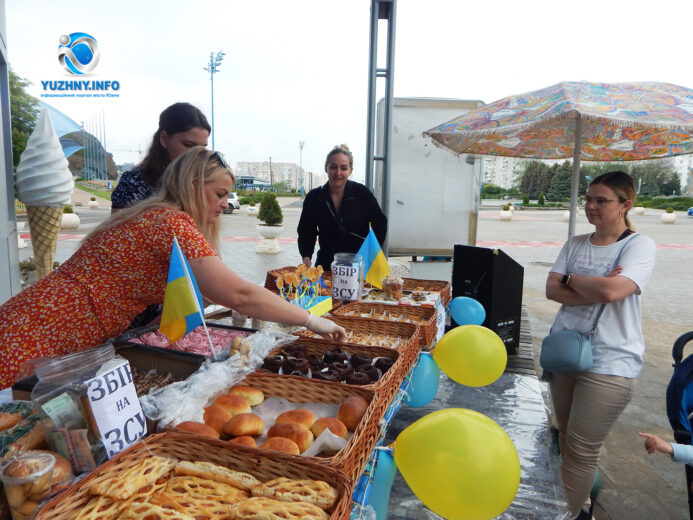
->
xmin=546 ymin=171 xmax=656 ymax=520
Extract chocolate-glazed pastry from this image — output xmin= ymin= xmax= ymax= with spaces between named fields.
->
xmin=323 ymin=347 xmax=349 ymax=364
xmin=283 ymin=357 xmax=310 ymax=375
xmin=330 ymin=361 xmax=353 ymax=379
xmin=345 ymin=371 xmax=371 ymax=385
xmin=374 ymin=357 xmax=395 ymax=373
xmin=358 ymin=363 xmax=380 ymax=382
xmin=283 ymin=344 xmax=307 ymax=358
xmin=312 ymin=368 xmax=340 ymax=382
xmin=305 ymin=353 xmax=323 ymax=370
xmin=289 ymin=370 xmax=308 ymax=377
xmin=262 ymin=355 xmax=285 ymax=373
xmin=350 ymin=353 xmax=372 ymax=367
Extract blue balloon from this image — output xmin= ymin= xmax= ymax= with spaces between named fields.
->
xmin=367 ymin=448 xmax=397 ymax=520
xmin=403 ymin=353 xmax=440 ymax=407
xmin=448 ymin=296 xmax=486 ymax=326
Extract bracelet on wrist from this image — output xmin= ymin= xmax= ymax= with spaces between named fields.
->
xmin=561 ymin=273 xmax=572 ymax=287
xmin=304 ymin=312 xmax=313 ymax=327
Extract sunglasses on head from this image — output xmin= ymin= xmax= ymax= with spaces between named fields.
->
xmin=212 ymin=151 xmax=230 ymax=169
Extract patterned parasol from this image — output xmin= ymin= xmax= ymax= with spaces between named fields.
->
xmin=424 ymin=81 xmax=693 ymax=161
xmin=424 ymin=81 xmax=693 ymax=236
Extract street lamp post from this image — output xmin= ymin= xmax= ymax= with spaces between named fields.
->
xmin=298 ymin=140 xmax=305 ymax=196
xmin=203 ymin=51 xmax=225 ymax=149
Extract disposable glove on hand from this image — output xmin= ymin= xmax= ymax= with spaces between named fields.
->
xmin=305 ymin=314 xmax=347 ymax=341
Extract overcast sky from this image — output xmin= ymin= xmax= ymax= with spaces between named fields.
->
xmin=6 ymin=0 xmax=693 ymax=181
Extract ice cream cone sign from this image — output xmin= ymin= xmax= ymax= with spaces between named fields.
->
xmin=15 ymin=109 xmax=74 ymax=280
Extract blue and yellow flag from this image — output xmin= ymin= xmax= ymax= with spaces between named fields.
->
xmin=159 ymin=237 xmax=205 ymax=343
xmin=356 ymin=228 xmax=390 ymax=289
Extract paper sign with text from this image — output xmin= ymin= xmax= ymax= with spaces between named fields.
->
xmin=84 ymin=359 xmax=146 ymax=458
xmin=332 ymin=264 xmax=360 ymax=301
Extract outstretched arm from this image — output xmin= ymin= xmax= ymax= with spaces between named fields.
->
xmin=189 ymin=255 xmax=345 ymax=341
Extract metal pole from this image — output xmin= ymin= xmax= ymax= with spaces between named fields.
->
xmin=210 ymin=52 xmax=215 ymax=149
xmin=568 ymin=114 xmax=583 ymax=239
xmin=299 ymin=140 xmax=305 ymax=196
xmin=381 ymin=0 xmax=397 ymax=236
xmin=364 ymin=0 xmax=379 ymax=190
xmin=102 ymin=110 xmax=108 ymax=180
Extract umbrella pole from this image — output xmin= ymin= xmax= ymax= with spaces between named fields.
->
xmin=568 ymin=114 xmax=583 ymax=239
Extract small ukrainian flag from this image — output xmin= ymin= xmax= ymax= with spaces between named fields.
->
xmin=356 ymin=227 xmax=390 ymax=289
xmin=159 ymin=237 xmax=205 ymax=343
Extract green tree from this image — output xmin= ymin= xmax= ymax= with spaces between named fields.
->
xmin=9 ymin=69 xmax=40 ymax=168
xmin=258 ymin=192 xmax=283 ymax=226
xmin=272 ymin=180 xmax=291 ymax=192
xmin=481 ymin=183 xmax=502 ymax=198
xmin=547 ymin=161 xmax=573 ymax=201
xmin=518 ymin=161 xmax=551 ymax=199
xmin=522 ymin=194 xmax=529 ymax=205
xmin=538 ymin=192 xmax=545 ymax=206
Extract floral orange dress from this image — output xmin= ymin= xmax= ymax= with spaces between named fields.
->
xmin=0 ymin=208 xmax=216 ymax=388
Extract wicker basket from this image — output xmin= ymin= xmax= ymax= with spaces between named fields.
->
xmin=259 ymin=337 xmax=401 ymax=395
xmin=332 ymin=302 xmax=437 ymax=348
xmin=295 ymin=315 xmax=421 ymax=361
xmin=401 ymin=277 xmax=451 ymax=305
xmin=37 ymin=431 xmax=353 ymax=520
xmin=233 ymin=372 xmax=388 ymax=483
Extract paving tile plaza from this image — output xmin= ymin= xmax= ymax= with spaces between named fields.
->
xmin=16 ymin=196 xmax=693 ymax=519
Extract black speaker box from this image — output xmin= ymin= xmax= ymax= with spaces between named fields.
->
xmin=452 ymin=245 xmax=524 ymax=355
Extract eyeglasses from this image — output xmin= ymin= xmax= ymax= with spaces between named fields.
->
xmin=212 ymin=151 xmax=230 ymax=169
xmin=584 ymin=196 xmax=619 ymax=207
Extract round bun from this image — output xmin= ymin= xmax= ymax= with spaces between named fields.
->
xmin=34 ymin=450 xmax=72 ymax=485
xmin=311 ymin=417 xmax=348 ymax=440
xmin=267 ymin=422 xmax=314 ymax=453
xmin=222 ymin=413 xmax=264 ymax=437
xmin=229 ymin=386 xmax=265 ymax=406
xmin=203 ymin=405 xmax=233 ymax=433
xmin=337 ymin=396 xmax=369 ymax=431
xmin=228 ymin=436 xmax=257 ymax=448
xmin=259 ymin=437 xmax=300 ymax=455
xmin=275 ymin=409 xmax=316 ymax=430
xmin=174 ymin=421 xmax=220 ymax=439
xmin=214 ymin=394 xmax=251 ymax=415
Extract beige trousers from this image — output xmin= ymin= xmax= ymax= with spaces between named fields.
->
xmin=550 ymin=371 xmax=635 ymax=515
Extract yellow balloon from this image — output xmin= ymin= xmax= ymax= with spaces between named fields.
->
xmin=433 ymin=325 xmax=507 ymax=387
xmin=394 ymin=408 xmax=520 ymax=520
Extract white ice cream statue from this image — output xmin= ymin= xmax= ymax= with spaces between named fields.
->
xmin=15 ymin=109 xmax=74 ymax=280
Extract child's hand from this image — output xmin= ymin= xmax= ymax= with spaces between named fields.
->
xmin=638 ymin=432 xmax=674 ymax=455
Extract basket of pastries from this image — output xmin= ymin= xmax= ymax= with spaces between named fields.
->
xmin=169 ymin=372 xmax=389 ymax=483
xmin=36 ymin=431 xmax=352 ymax=520
xmin=258 ymin=338 xmax=405 ymax=398
xmin=332 ymin=302 xmax=438 ymax=348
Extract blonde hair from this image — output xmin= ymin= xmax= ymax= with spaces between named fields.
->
xmin=324 ymin=143 xmax=353 ymax=171
xmin=589 ymin=171 xmax=637 ymax=230
xmin=85 ymin=147 xmax=234 ymax=251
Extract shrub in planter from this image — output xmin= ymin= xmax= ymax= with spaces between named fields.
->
xmin=666 ymin=207 xmax=675 ymax=213
xmin=90 ymin=196 xmax=96 ymax=201
xmin=258 ymin=192 xmax=283 ymax=226
xmin=502 ymin=204 xmax=511 ymax=211
xmin=63 ymin=205 xmax=74 ymax=214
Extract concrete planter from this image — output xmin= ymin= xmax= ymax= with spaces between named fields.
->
xmin=247 ymin=206 xmax=258 ymax=216
xmin=88 ymin=200 xmax=99 ymax=209
xmin=499 ymin=210 xmax=513 ymax=221
xmin=633 ymin=206 xmax=645 ymax=216
xmin=256 ymin=224 xmax=283 ymax=254
xmin=660 ymin=212 xmax=676 ymax=224
xmin=61 ymin=213 xmax=81 ymax=231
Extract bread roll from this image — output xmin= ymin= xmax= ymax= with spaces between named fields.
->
xmin=229 ymin=386 xmax=265 ymax=406
xmin=214 ymin=394 xmax=251 ymax=415
xmin=174 ymin=421 xmax=220 ymax=439
xmin=267 ymin=423 xmax=314 ymax=453
xmin=34 ymin=450 xmax=72 ymax=485
xmin=203 ymin=405 xmax=233 ymax=434
xmin=311 ymin=417 xmax=348 ymax=439
xmin=337 ymin=396 xmax=369 ymax=431
xmin=222 ymin=413 xmax=264 ymax=437
xmin=229 ymin=436 xmax=257 ymax=448
xmin=259 ymin=437 xmax=300 ymax=455
xmin=275 ymin=409 xmax=316 ymax=430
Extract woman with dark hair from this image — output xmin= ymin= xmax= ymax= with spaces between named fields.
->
xmin=297 ymin=144 xmax=387 ymax=271
xmin=545 ymin=171 xmax=656 ymax=519
xmin=0 ymin=147 xmax=345 ymax=388
xmin=111 ymin=102 xmax=211 ymax=211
